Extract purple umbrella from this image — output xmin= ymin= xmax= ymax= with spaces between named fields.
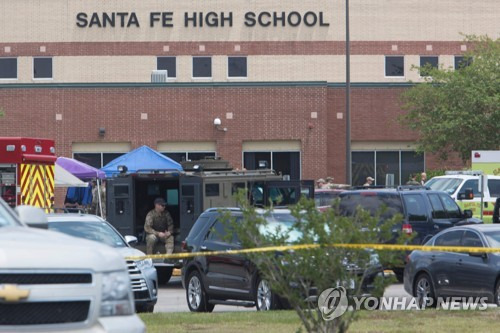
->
xmin=56 ymin=157 xmax=106 ymax=180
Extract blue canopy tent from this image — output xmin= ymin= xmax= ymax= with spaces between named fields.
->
xmin=101 ymin=145 xmax=183 ymax=177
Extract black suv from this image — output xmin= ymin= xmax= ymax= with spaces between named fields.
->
xmin=338 ymin=187 xmax=482 ymax=278
xmin=181 ymin=208 xmax=383 ymax=312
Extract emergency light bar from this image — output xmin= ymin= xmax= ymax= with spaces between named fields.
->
xmin=445 ymin=170 xmax=483 ymax=176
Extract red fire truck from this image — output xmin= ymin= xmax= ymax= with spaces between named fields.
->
xmin=0 ymin=137 xmax=56 ymax=210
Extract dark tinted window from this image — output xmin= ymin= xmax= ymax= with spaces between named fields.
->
xmin=33 ymin=58 xmax=52 ymax=79
xmin=439 ymin=193 xmax=462 ymax=218
xmin=73 ymin=153 xmax=101 ymax=169
xmin=187 ymin=152 xmax=216 ymax=161
xmin=458 ymin=179 xmax=480 ymax=197
xmin=103 ymin=153 xmax=125 ymax=167
xmin=434 ymin=230 xmax=463 ymax=247
xmin=205 ymin=184 xmax=219 ymax=197
xmin=207 ymin=220 xmax=229 ymax=242
xmin=0 ymin=58 xmax=17 ymax=79
xmin=376 ymin=151 xmax=399 ymax=186
xmin=454 ymin=56 xmax=472 ymax=69
xmin=488 ymin=180 xmax=500 ymax=197
xmin=187 ymin=216 xmax=211 ymax=241
xmin=419 ymin=56 xmax=438 ymax=76
xmin=228 ymin=57 xmax=247 ymax=77
xmin=232 ymin=182 xmax=246 ymax=195
xmin=268 ymin=186 xmax=297 ymax=206
xmin=244 ymin=152 xmax=271 ymax=170
xmin=157 ymin=57 xmax=176 ymax=77
xmin=352 ymin=152 xmax=375 ymax=186
xmin=163 ymin=152 xmax=185 ymax=163
xmin=403 ymin=194 xmax=428 ymax=222
xmin=428 ymin=194 xmax=446 ymax=219
xmin=193 ymin=57 xmax=212 ymax=78
xmin=385 ymin=56 xmax=404 ymax=77
xmin=461 ymin=231 xmax=483 ymax=247
xmin=339 ymin=192 xmax=403 ymax=220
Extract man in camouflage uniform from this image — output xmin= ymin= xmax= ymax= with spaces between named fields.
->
xmin=144 ymin=198 xmax=174 ymax=255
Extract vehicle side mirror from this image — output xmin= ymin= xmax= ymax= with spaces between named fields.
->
xmin=463 ymin=209 xmax=473 ymax=218
xmin=124 ymin=235 xmax=138 ymax=245
xmin=15 ymin=205 xmax=48 ymax=229
xmin=458 ymin=189 xmax=474 ymax=200
xmin=469 ymin=252 xmax=487 ymax=259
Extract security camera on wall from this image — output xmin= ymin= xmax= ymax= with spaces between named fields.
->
xmin=213 ymin=118 xmax=222 ymax=126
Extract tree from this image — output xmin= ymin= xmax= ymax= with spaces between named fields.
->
xmin=400 ymin=35 xmax=500 ymax=163
xmin=224 ymin=193 xmax=409 ymax=333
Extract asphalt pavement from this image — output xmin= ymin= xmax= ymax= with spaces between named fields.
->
xmin=154 ymin=277 xmax=411 ymax=313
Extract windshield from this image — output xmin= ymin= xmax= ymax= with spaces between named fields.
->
xmin=48 ymin=221 xmax=127 ymax=248
xmin=426 ymin=178 xmax=463 ymax=195
xmin=0 ymin=199 xmax=21 ymax=227
xmin=484 ymin=231 xmax=500 ymax=248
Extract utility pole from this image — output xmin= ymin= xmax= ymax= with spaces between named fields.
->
xmin=345 ymin=0 xmax=351 ymax=184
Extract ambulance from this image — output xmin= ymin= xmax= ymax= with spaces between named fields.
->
xmin=425 ymin=151 xmax=500 ymax=222
xmin=0 ymin=137 xmax=56 ymax=210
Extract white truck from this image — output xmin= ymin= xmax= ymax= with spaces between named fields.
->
xmin=425 ymin=151 xmax=500 ymax=222
xmin=0 ymin=199 xmax=145 ymax=332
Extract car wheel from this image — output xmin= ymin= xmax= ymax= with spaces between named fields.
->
xmin=494 ymin=280 xmax=500 ymax=306
xmin=255 ymin=277 xmax=279 ymax=311
xmin=157 ymin=267 xmax=173 ymax=285
xmin=414 ymin=273 xmax=435 ymax=309
xmin=186 ymin=271 xmax=214 ymax=312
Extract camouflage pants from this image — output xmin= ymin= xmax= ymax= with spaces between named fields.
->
xmin=146 ymin=234 xmax=174 ymax=255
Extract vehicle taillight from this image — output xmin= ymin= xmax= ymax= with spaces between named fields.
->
xmin=402 ymin=223 xmax=413 ymax=235
xmin=181 ymin=241 xmax=187 ymax=251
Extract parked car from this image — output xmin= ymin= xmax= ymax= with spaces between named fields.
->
xmin=315 ymin=188 xmax=344 ymax=212
xmin=338 ymin=186 xmax=482 ymax=280
xmin=46 ymin=214 xmax=158 ymax=313
xmin=0 ymin=199 xmax=145 ymax=332
xmin=404 ymin=224 xmax=500 ymax=307
xmin=181 ymin=207 xmax=383 ymax=312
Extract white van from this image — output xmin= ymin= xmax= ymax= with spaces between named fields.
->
xmin=426 ymin=172 xmax=500 ymax=222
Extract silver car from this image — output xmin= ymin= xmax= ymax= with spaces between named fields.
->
xmin=47 ymin=214 xmax=158 ymax=313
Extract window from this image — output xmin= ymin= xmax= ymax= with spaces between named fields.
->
xmin=162 ymin=151 xmax=216 ymax=163
xmin=428 ymin=194 xmax=447 ymax=219
xmin=454 ymin=56 xmax=472 ymax=70
xmin=458 ymin=179 xmax=480 ymax=197
xmin=73 ymin=152 xmax=126 ymax=168
xmin=0 ymin=58 xmax=17 ymax=79
xmin=403 ymin=194 xmax=428 ymax=222
xmin=33 ymin=57 xmax=52 ymax=79
xmin=193 ymin=57 xmax=212 ymax=78
xmin=228 ymin=56 xmax=247 ymax=78
xmin=439 ymin=193 xmax=462 ymax=218
xmin=157 ymin=57 xmax=176 ymax=78
xmin=385 ymin=56 xmax=404 ymax=77
xmin=243 ymin=151 xmax=300 ymax=180
xmin=352 ymin=151 xmax=424 ymax=186
xmin=419 ymin=56 xmax=438 ymax=76
xmin=207 ymin=220 xmax=227 ymax=242
xmin=461 ymin=231 xmax=483 ymax=248
xmin=205 ymin=184 xmax=220 ymax=197
xmin=488 ymin=179 xmax=500 ymax=197
xmin=232 ymin=182 xmax=246 ymax=195
xmin=376 ymin=152 xmax=400 ymax=186
xmin=434 ymin=230 xmax=463 ymax=247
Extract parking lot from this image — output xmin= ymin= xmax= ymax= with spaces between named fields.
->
xmin=154 ymin=277 xmax=411 ymax=313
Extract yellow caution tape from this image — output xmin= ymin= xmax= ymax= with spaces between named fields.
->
xmin=125 ymin=243 xmax=500 ymax=261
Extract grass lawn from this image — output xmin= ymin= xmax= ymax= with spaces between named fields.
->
xmin=140 ymin=309 xmax=500 ymax=333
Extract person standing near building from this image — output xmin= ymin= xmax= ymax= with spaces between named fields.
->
xmin=406 ymin=174 xmax=420 ymax=185
xmin=420 ymin=172 xmax=427 ymax=186
xmin=90 ymin=180 xmax=98 ymax=215
xmin=326 ymin=177 xmax=335 ymax=189
xmin=316 ymin=178 xmax=326 ymax=189
xmin=144 ymin=198 xmax=174 ymax=255
xmin=100 ymin=180 xmax=106 ymax=219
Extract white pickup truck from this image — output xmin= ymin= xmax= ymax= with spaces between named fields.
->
xmin=0 ymin=199 xmax=145 ymax=333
